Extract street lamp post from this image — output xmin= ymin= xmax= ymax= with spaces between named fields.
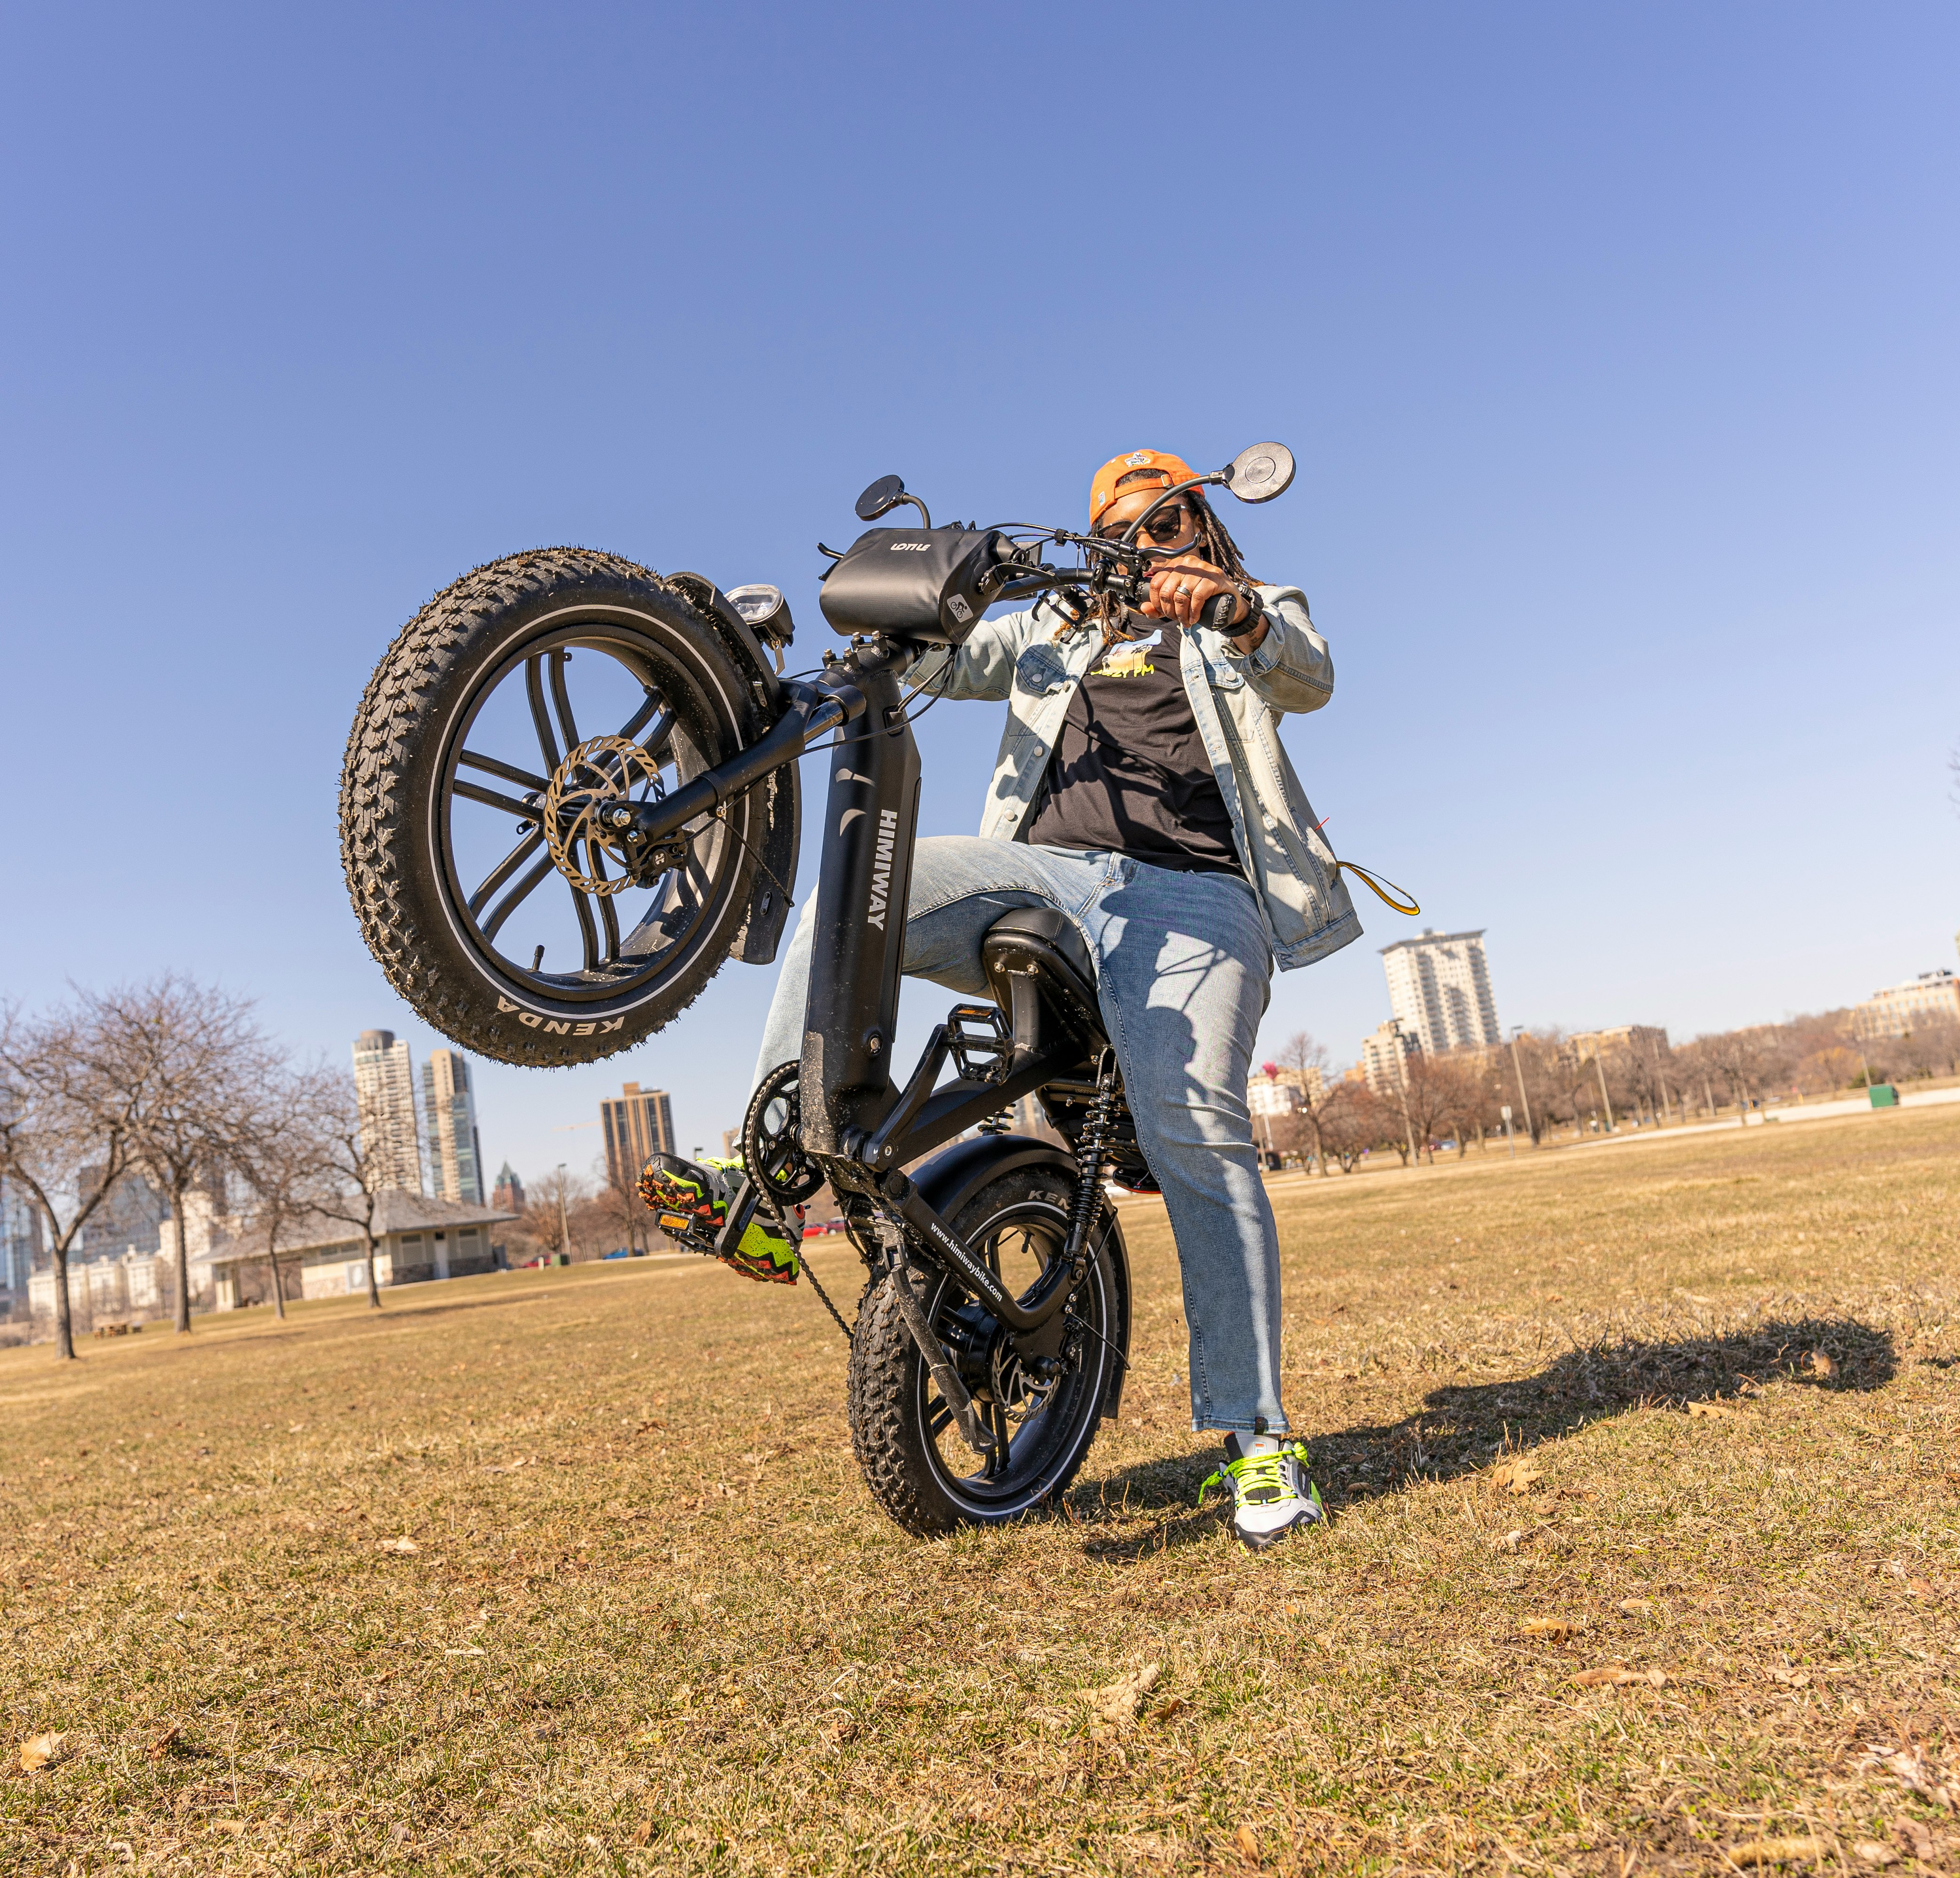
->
xmin=1592 ymin=1054 xmax=1616 ymax=1133
xmin=1507 ymin=1027 xmax=1535 ymax=1146
xmin=555 ymin=1162 xmax=570 ymax=1262
xmin=1392 ymin=1039 xmax=1420 ymax=1167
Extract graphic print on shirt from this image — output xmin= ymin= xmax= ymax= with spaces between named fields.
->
xmin=1023 ymin=627 xmax=1244 ymax=877
xmin=1092 ymin=639 xmax=1159 ymax=681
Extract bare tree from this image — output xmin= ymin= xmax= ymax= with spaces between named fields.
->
xmin=592 ymin=1154 xmax=655 ymax=1255
xmin=1395 ymin=1053 xmax=1480 ymax=1164
xmin=0 ymin=1001 xmax=149 ymax=1361
xmin=89 ymin=977 xmax=281 ymax=1334
xmin=1503 ymin=1029 xmax=1568 ymax=1145
xmin=1695 ymin=1026 xmax=1773 ymax=1124
xmin=1271 ymin=1032 xmax=1347 ymax=1176
xmin=314 ymin=1070 xmax=387 ymax=1309
xmin=235 ymin=1063 xmax=338 ymax=1319
xmin=1417 ymin=1053 xmax=1490 ymax=1157
xmin=1316 ymin=1080 xmax=1385 ymax=1173
xmin=524 ymin=1166 xmax=597 ymax=1261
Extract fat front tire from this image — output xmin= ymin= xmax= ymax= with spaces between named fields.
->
xmin=340 ymin=548 xmax=769 ymax=1067
xmin=846 ymin=1165 xmax=1124 ymax=1535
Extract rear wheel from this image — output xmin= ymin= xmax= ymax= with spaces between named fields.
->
xmin=846 ymin=1165 xmax=1124 ymax=1535
xmin=339 ymin=548 xmax=774 ymax=1067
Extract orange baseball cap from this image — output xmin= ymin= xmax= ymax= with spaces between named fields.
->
xmin=1089 ymin=449 xmax=1199 ymax=526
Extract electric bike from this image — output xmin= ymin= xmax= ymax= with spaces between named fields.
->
xmin=339 ymin=444 xmax=1295 ymax=1532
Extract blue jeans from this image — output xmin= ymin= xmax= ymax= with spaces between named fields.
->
xmin=753 ymin=837 xmax=1287 ymax=1435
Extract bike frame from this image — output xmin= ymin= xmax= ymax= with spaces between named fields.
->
xmin=624 ymin=631 xmax=1097 ymax=1337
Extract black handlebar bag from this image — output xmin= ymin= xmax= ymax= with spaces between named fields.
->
xmin=818 ymin=526 xmax=1002 ymax=646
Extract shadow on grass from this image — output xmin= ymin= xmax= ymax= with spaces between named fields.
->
xmin=1076 ymin=1314 xmax=1896 ymax=1556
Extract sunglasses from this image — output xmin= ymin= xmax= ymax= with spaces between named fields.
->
xmin=1093 ymin=501 xmax=1199 ymax=547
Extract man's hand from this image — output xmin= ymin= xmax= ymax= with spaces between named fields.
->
xmin=1141 ymin=557 xmax=1268 ymax=653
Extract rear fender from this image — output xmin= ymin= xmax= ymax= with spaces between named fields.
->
xmin=911 ymin=1134 xmax=1132 ymax=1421
xmin=661 ymin=571 xmax=800 ymax=964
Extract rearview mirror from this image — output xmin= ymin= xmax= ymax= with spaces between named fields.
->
xmin=1223 ymin=442 xmax=1295 ymax=504
xmin=855 ymin=474 xmax=908 ymax=522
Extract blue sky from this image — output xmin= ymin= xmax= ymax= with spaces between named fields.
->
xmin=2 ymin=2 xmax=1955 ymax=1189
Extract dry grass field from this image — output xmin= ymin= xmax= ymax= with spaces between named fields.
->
xmin=3 ymin=1107 xmax=1956 ymax=1876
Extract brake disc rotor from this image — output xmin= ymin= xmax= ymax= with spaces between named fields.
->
xmin=540 ymin=735 xmax=665 ymax=895
xmin=990 ymin=1341 xmax=1062 ymax=1425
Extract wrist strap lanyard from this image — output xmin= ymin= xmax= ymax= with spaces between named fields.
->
xmin=1331 ymin=859 xmax=1421 ymax=917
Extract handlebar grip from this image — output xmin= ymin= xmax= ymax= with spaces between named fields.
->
xmin=1199 ymin=591 xmax=1240 ymax=631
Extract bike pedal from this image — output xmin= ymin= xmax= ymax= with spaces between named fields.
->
xmin=713 ymin=1175 xmax=762 ymax=1260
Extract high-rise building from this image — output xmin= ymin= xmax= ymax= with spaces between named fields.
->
xmin=422 ymin=1050 xmax=485 ymax=1206
xmin=1360 ymin=1017 xmax=1419 ymax=1095
xmin=353 ymin=1030 xmax=425 ymax=1194
xmin=76 ymin=1165 xmax=169 ymax=1258
xmin=492 ymin=1162 xmax=525 ymax=1212
xmin=1381 ymin=928 xmax=1501 ymax=1056
xmin=1 ymin=1174 xmax=43 ymax=1301
xmin=600 ymin=1082 xmax=675 ymax=1191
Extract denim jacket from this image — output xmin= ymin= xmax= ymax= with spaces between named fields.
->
xmin=909 ymin=585 xmax=1360 ymax=970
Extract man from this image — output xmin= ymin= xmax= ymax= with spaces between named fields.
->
xmin=648 ymin=449 xmax=1359 ymax=1551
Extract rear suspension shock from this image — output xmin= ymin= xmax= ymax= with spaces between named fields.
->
xmin=1062 ymin=1050 xmax=1121 ymax=1267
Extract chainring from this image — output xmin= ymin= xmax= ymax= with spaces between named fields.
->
xmin=741 ymin=1060 xmax=824 ymax=1206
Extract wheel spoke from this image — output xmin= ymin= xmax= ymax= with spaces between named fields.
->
xmin=459 ymin=749 xmax=550 ymax=792
xmin=589 ymin=841 xmax=621 ymax=964
xmin=452 ymin=777 xmax=536 ymax=819
xmin=927 ymin=1400 xmax=953 ymax=1439
xmin=987 ymin=1402 xmax=1011 ymax=1478
xmin=469 ymin=828 xmax=545 ymax=916
xmin=592 ymin=704 xmax=674 ymax=792
xmin=548 ymin=650 xmax=581 ymax=752
xmin=619 ymin=694 xmax=672 ymax=750
xmin=568 ymin=877 xmax=600 ymax=972
xmin=525 ymin=656 xmax=561 ymax=773
xmin=483 ymin=852 xmax=557 ymax=941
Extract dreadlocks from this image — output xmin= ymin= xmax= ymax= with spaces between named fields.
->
xmin=1076 ymin=471 xmax=1261 ymax=644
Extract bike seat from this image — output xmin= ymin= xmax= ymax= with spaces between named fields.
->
xmin=979 ymin=907 xmax=1102 ymax=1037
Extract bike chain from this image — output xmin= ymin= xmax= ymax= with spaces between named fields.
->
xmin=740 ymin=1064 xmax=852 ymax=1342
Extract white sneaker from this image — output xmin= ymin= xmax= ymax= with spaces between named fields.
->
xmin=1200 ymin=1433 xmax=1326 ymax=1553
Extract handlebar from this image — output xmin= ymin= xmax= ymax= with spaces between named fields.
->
xmin=989 ymin=546 xmax=1244 ymax=632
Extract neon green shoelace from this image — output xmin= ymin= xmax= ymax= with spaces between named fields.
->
xmin=1197 ymin=1441 xmax=1312 ymax=1508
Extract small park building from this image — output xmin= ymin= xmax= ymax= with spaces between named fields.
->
xmin=203 ymin=1190 xmax=517 ymax=1309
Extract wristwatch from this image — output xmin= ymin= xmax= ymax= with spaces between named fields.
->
xmin=1232 ymin=585 xmax=1265 ymax=644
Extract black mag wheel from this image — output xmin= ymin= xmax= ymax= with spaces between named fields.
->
xmin=340 ymin=549 xmax=775 ymax=1067
xmin=846 ymin=1165 xmax=1123 ymax=1536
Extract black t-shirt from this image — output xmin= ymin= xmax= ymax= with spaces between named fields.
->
xmin=1023 ymin=625 xmax=1244 ymax=876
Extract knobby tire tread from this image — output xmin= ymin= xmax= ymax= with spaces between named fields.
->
xmin=338 ymin=547 xmax=760 ymax=1068
xmin=845 ymin=1169 xmax=1115 ymax=1536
